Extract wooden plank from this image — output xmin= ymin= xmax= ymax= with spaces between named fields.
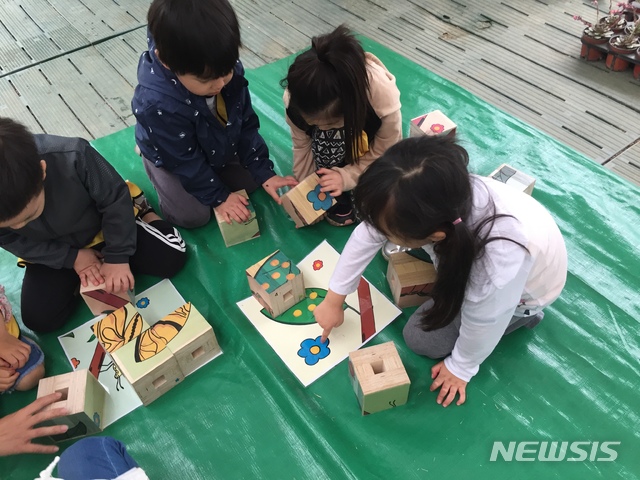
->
xmin=0 ymin=2 xmax=61 ymax=63
xmin=7 ymin=67 xmax=90 ymax=137
xmin=20 ymin=0 xmax=88 ymax=51
xmin=38 ymin=55 xmax=127 ymax=138
xmin=0 ymin=77 xmax=45 ymax=133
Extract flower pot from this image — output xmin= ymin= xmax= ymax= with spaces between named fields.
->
xmin=606 ymin=36 xmax=638 ymax=71
xmin=580 ymin=31 xmax=609 ymax=61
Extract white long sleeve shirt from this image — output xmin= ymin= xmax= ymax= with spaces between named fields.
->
xmin=329 ymin=175 xmax=567 ymax=381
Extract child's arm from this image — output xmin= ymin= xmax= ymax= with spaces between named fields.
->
xmin=337 ymin=108 xmax=402 ymax=192
xmin=282 ymin=94 xmax=315 ymax=182
xmin=0 ymin=285 xmax=31 ymax=370
xmin=315 ymin=223 xmax=386 ymax=339
xmin=76 ymin=141 xmax=136 ymax=266
xmin=0 ymin=322 xmax=30 ymax=369
xmin=0 ymin=230 xmax=82 ymax=270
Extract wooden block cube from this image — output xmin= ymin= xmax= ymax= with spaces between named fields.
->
xmin=410 ymin=110 xmax=457 ymax=138
xmin=281 ymin=173 xmax=337 ymax=228
xmin=36 ymin=369 xmax=107 ymax=442
xmin=165 ymin=303 xmax=221 ymax=376
xmin=81 ymin=282 xmax=135 ymax=316
xmin=92 ymin=303 xmax=150 ymax=354
xmin=488 ymin=163 xmax=536 ymax=195
xmin=348 ymin=342 xmax=411 ymax=415
xmin=213 ymin=189 xmax=260 ymax=247
xmin=111 ymin=329 xmax=184 ymax=406
xmin=246 ymin=250 xmax=305 ymax=318
xmin=387 ymin=252 xmax=437 ymax=308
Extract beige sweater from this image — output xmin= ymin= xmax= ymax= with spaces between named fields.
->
xmin=284 ymin=53 xmax=402 ymax=191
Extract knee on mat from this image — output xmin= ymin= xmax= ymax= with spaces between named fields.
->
xmin=164 ymin=210 xmax=210 ymax=229
xmin=14 ymin=363 xmax=45 ymax=391
xmin=403 ymin=323 xmax=453 ymax=360
xmin=163 ymin=248 xmax=187 ymax=278
xmin=22 ymin=301 xmax=76 ymax=334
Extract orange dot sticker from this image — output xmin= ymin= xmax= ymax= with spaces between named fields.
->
xmin=293 ymin=309 xmax=302 ymax=317
xmin=271 ymin=272 xmax=281 ymax=280
xmin=270 ymin=259 xmax=280 ymax=267
xmin=282 ymin=261 xmax=290 ymax=268
xmin=310 ymin=345 xmax=321 ymax=355
xmin=262 ymin=283 xmax=270 ymax=290
xmin=309 ymin=292 xmax=318 ymax=300
xmin=286 ymin=273 xmax=295 ymax=280
xmin=318 ymin=192 xmax=326 ymax=201
xmin=308 ymin=304 xmax=316 ymax=312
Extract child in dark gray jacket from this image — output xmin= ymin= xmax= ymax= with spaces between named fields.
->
xmin=0 ymin=118 xmax=187 ymax=333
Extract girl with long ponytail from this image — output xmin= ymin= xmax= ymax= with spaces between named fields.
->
xmin=281 ymin=25 xmax=402 ymax=226
xmin=314 ymin=136 xmax=568 ymax=407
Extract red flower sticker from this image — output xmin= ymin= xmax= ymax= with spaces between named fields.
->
xmin=312 ymin=260 xmax=324 ymax=271
xmin=430 ymin=123 xmax=445 ymax=134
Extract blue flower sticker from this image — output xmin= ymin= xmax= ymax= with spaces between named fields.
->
xmin=297 ymin=336 xmax=330 ymax=366
xmin=136 ymin=297 xmax=150 ymax=309
xmin=93 ymin=412 xmax=101 ymax=427
xmin=306 ymin=184 xmax=333 ymax=211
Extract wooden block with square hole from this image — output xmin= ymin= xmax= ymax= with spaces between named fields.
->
xmin=281 ymin=173 xmax=336 ymax=228
xmin=348 ymin=342 xmax=411 ymax=415
xmin=488 ymin=163 xmax=535 ymax=195
xmin=410 ymin=110 xmax=456 ymax=138
xmin=164 ymin=302 xmax=221 ymax=376
xmin=36 ymin=369 xmax=107 ymax=442
xmin=214 ymin=189 xmax=260 ymax=246
xmin=387 ymin=252 xmax=437 ymax=308
xmin=81 ymin=282 xmax=135 ymax=316
xmin=111 ymin=325 xmax=184 ymax=406
xmin=246 ymin=250 xmax=305 ymax=318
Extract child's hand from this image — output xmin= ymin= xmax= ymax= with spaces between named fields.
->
xmin=73 ymin=249 xmax=104 ymax=287
xmin=0 ymin=392 xmax=69 ymax=456
xmin=0 ymin=360 xmax=18 ymax=392
xmin=215 ymin=192 xmax=251 ymax=224
xmin=262 ymin=175 xmax=298 ymax=204
xmin=0 ymin=328 xmax=30 ymax=369
xmin=100 ymin=263 xmax=134 ymax=294
xmin=314 ymin=290 xmax=347 ymax=342
xmin=430 ymin=360 xmax=468 ymax=407
xmin=317 ymin=168 xmax=345 ymax=197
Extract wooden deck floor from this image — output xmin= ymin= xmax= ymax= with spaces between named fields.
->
xmin=1 ymin=0 xmax=638 ymax=185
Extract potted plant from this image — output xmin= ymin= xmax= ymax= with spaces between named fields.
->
xmin=607 ymin=16 xmax=640 ymax=69
xmin=574 ymin=1 xmax=616 ymax=60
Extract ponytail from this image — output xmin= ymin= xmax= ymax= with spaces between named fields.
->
xmin=355 ymin=136 xmax=527 ymax=331
xmin=281 ymin=24 xmax=369 ymax=165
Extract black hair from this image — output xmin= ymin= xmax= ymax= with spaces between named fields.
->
xmin=148 ymin=0 xmax=241 ymax=79
xmin=355 ymin=135 xmax=527 ymax=331
xmin=0 ymin=117 xmax=43 ymax=223
xmin=281 ymin=24 xmax=369 ymax=165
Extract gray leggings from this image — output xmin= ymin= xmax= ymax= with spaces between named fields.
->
xmin=142 ymin=155 xmax=258 ymax=229
xmin=403 ymin=299 xmax=541 ymax=359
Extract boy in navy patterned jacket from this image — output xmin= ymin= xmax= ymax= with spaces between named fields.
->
xmin=132 ymin=0 xmax=297 ymax=228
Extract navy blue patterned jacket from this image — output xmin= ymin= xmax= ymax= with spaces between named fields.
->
xmin=132 ymin=36 xmax=275 ymax=206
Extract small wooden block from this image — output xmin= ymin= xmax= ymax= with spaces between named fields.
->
xmin=387 ymin=252 xmax=437 ymax=308
xmin=165 ymin=303 xmax=221 ymax=376
xmin=410 ymin=110 xmax=457 ymax=138
xmin=80 ymin=282 xmax=135 ymax=316
xmin=281 ymin=173 xmax=337 ymax=228
xmin=348 ymin=342 xmax=411 ymax=415
xmin=214 ymin=189 xmax=260 ymax=247
xmin=36 ymin=369 xmax=107 ymax=442
xmin=488 ymin=163 xmax=536 ymax=195
xmin=112 ymin=330 xmax=184 ymax=406
xmin=246 ymin=250 xmax=305 ymax=318
xmin=92 ymin=303 xmax=150 ymax=354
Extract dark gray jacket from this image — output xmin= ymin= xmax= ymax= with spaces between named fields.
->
xmin=0 ymin=135 xmax=136 ymax=269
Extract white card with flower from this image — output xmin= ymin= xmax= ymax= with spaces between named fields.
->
xmin=237 ymin=240 xmax=401 ymax=386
